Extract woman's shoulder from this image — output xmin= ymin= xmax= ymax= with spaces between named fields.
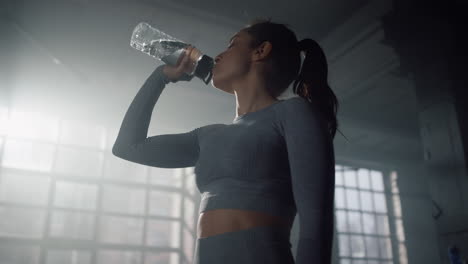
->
xmin=275 ymin=96 xmax=326 ymax=130
xmin=197 ymin=123 xmax=227 ymax=135
xmin=276 ymin=96 xmax=317 ymax=117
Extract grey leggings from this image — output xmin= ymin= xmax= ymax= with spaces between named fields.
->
xmin=193 ymin=225 xmax=295 ymax=264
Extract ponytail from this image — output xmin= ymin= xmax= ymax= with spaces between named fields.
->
xmin=293 ymin=38 xmax=344 ymax=140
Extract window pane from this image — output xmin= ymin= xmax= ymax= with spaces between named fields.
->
xmin=357 ymin=169 xmax=371 ymax=189
xmin=149 ymin=190 xmax=181 ymax=217
xmin=396 ymin=218 xmax=405 ymax=241
xmin=336 ymin=210 xmax=348 ymax=232
xmin=393 ymin=193 xmax=402 ymax=217
xmin=54 ymin=146 xmax=103 ymax=178
xmin=99 ymin=215 xmax=143 ymax=245
xmin=370 ymin=170 xmax=384 ymax=191
xmin=59 ymin=120 xmax=105 ymax=149
xmin=50 ymin=210 xmax=95 ymax=240
xmin=97 ymin=250 xmax=141 ymax=264
xmin=340 ymin=259 xmax=351 ymax=264
xmin=46 ymin=250 xmax=92 ymax=264
xmin=346 ymin=189 xmax=360 ymax=210
xmin=364 ymin=236 xmax=380 ymax=258
xmin=0 ymin=107 xmax=7 ymax=135
xmin=2 ymin=139 xmax=55 ymax=171
xmin=149 ymin=167 xmax=182 ymax=187
xmin=146 ymin=219 xmax=180 ymax=247
xmin=185 ymin=172 xmax=197 ymax=196
xmin=379 ymin=237 xmax=393 ymax=259
xmin=184 ymin=198 xmax=196 ymax=230
xmin=348 ymin=212 xmax=362 ymax=233
xmin=398 ymin=243 xmax=408 ymax=264
xmin=373 ymin=193 xmax=387 ymax=213
xmin=335 ymin=172 xmax=344 ymax=186
xmin=183 ymin=227 xmax=195 ymax=262
xmin=344 ymin=170 xmax=357 ymax=188
xmin=376 ymin=215 xmax=390 ymax=235
xmin=360 ymin=191 xmax=374 ymax=212
xmin=107 ymin=128 xmax=119 ymax=151
xmin=335 ymin=187 xmax=346 ymax=208
xmin=0 ymin=172 xmax=50 ymax=206
xmin=0 ymin=244 xmax=40 ymax=264
xmin=101 ymin=185 xmax=146 ymax=215
xmin=353 ymin=260 xmax=367 ymax=264
xmin=54 ymin=181 xmax=97 ymax=210
xmin=103 ymin=153 xmax=147 ymax=183
xmin=0 ymin=206 xmax=45 ymax=238
xmin=350 ymin=235 xmax=366 ymax=257
xmin=362 ymin=213 xmax=376 ymax=234
xmin=144 ymin=252 xmax=179 ymax=264
xmin=338 ymin=234 xmax=350 ymax=256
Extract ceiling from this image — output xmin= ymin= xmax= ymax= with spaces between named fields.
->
xmin=0 ymin=0 xmax=424 ymax=168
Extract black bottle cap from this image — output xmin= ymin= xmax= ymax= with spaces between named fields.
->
xmin=194 ymin=55 xmax=214 ymax=85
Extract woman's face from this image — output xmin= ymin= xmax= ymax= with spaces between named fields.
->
xmin=211 ymin=30 xmax=254 ymax=94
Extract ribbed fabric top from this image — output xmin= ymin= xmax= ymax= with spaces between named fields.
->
xmin=112 ymin=65 xmax=336 ymax=264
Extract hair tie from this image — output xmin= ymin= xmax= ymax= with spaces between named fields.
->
xmin=296 ymin=39 xmax=307 ymax=79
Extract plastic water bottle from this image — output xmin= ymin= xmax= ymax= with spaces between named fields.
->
xmin=130 ymin=22 xmax=214 ymax=84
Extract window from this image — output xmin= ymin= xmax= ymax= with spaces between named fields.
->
xmin=335 ymin=165 xmax=401 ymax=264
xmin=0 ymin=108 xmax=198 ymax=264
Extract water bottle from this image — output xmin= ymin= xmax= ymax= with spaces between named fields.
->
xmin=130 ymin=22 xmax=214 ymax=84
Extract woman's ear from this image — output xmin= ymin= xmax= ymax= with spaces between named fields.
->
xmin=253 ymin=41 xmax=273 ymax=62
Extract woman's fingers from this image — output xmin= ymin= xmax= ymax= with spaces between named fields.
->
xmin=162 ymin=45 xmax=196 ymax=83
xmin=176 ymin=50 xmax=186 ymax=66
xmin=182 ymin=46 xmax=194 ymax=72
xmin=183 ymin=49 xmax=191 ymax=69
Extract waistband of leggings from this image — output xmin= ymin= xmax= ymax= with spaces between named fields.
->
xmin=198 ymin=225 xmax=292 ymax=247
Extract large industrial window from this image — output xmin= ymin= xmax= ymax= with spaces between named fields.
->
xmin=0 ymin=108 xmax=198 ymax=264
xmin=334 ymin=165 xmax=405 ymax=264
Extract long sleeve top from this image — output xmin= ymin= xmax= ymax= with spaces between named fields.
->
xmin=112 ymin=64 xmax=336 ymax=263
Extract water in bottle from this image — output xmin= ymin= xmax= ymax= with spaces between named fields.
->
xmin=130 ymin=22 xmax=214 ymax=84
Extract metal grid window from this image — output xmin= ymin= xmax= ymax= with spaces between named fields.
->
xmin=334 ymin=165 xmax=401 ymax=264
xmin=0 ymin=108 xmax=198 ymax=264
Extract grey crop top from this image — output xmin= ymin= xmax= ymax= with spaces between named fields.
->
xmin=112 ymin=65 xmax=335 ymax=263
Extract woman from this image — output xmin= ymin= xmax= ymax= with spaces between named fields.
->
xmin=113 ymin=17 xmax=339 ymax=264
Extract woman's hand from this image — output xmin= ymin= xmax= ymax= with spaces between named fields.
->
xmin=163 ymin=45 xmax=197 ymax=83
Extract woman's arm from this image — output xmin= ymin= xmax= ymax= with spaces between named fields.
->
xmin=112 ymin=65 xmax=200 ymax=168
xmin=276 ymin=97 xmax=336 ymax=264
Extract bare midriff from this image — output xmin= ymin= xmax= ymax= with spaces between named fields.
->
xmin=197 ymin=209 xmax=292 ymax=238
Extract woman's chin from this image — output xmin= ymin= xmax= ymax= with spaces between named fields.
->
xmin=210 ymin=80 xmax=232 ymax=94
xmin=211 ymin=73 xmax=235 ymax=94
xmin=210 ymin=74 xmax=222 ymax=89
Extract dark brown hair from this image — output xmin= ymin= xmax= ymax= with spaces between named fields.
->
xmin=242 ymin=17 xmax=343 ymax=140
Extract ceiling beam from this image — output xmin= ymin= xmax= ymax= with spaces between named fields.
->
xmin=335 ymin=138 xmax=423 ymax=170
xmin=338 ymin=114 xmax=420 ymax=144
xmin=321 ymin=0 xmax=392 ymax=56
